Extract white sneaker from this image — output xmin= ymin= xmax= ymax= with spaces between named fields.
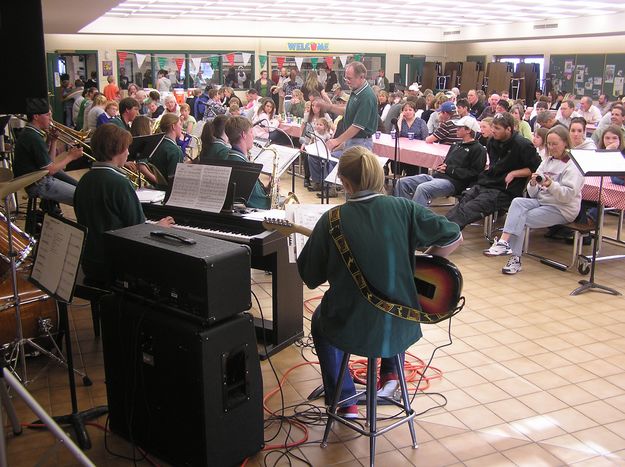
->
xmin=502 ymin=256 xmax=522 ymax=274
xmin=377 ymin=380 xmax=399 ymax=398
xmin=484 ymin=238 xmax=512 ymax=256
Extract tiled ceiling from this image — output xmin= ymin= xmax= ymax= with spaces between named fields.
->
xmin=104 ymin=0 xmax=625 ymax=27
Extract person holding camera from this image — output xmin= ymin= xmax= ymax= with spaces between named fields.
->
xmin=483 ymin=126 xmax=584 ymax=274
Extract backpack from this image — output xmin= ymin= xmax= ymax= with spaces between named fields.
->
xmin=194 ymin=93 xmax=209 ymax=120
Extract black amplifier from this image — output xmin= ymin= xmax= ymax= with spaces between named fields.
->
xmin=103 ymin=223 xmax=251 ymax=325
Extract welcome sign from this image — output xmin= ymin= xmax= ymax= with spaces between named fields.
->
xmin=287 ymin=42 xmax=330 ymax=52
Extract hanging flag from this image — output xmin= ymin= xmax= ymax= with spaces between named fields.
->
xmin=294 ymin=57 xmax=303 ymax=71
xmin=157 ymin=57 xmax=168 ymax=70
xmin=117 ymin=51 xmax=128 ymax=64
xmin=354 ymin=54 xmax=362 ymax=62
xmin=324 ymin=56 xmax=334 ymax=70
xmin=191 ymin=57 xmax=202 ymax=72
xmin=209 ymin=55 xmax=220 ymax=68
xmin=311 ymin=57 xmax=318 ymax=69
xmin=226 ymin=53 xmax=235 ymax=67
xmin=339 ymin=55 xmax=348 ymax=67
xmin=242 ymin=52 xmax=251 ymax=66
xmin=259 ymin=55 xmax=267 ymax=68
xmin=136 ymin=53 xmax=147 ymax=69
xmin=175 ymin=58 xmax=185 ymax=72
xmin=276 ymin=56 xmax=285 ymax=69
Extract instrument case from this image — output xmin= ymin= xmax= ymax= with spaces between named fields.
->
xmin=104 ymin=223 xmax=251 ymax=325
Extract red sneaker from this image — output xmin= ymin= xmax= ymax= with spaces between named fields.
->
xmin=337 ymin=405 xmax=359 ymax=419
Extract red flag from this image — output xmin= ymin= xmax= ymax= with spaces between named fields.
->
xmin=276 ymin=56 xmax=285 ymax=69
xmin=324 ymin=56 xmax=333 ymax=69
xmin=226 ymin=53 xmax=235 ymax=67
xmin=175 ymin=58 xmax=185 ymax=72
xmin=117 ymin=51 xmax=128 ymax=64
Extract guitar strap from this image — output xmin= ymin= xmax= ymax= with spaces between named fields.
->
xmin=328 ymin=206 xmax=438 ymax=324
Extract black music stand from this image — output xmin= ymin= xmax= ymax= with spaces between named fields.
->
xmin=29 ymin=214 xmax=108 ymax=449
xmin=128 ymin=132 xmax=165 ymax=162
xmin=569 ymin=149 xmax=625 ymax=296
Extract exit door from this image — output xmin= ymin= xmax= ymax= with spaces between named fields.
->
xmin=399 ymin=55 xmax=425 ymax=87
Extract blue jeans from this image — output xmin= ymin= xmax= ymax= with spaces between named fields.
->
xmin=394 ymin=175 xmax=455 ymax=207
xmin=345 ymin=137 xmax=373 ymax=151
xmin=311 ymin=307 xmax=402 ymax=405
xmin=26 ymin=175 xmax=76 ymax=206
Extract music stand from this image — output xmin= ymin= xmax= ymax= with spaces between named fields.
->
xmin=29 ymin=214 xmax=108 ymax=449
xmin=569 ymin=149 xmax=625 ymax=296
xmin=202 ymin=159 xmax=264 ymax=211
xmin=128 ymin=132 xmax=165 ymax=162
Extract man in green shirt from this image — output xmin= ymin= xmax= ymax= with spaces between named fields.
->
xmin=108 ymin=97 xmax=140 ymax=132
xmin=317 ymin=61 xmax=378 ymax=152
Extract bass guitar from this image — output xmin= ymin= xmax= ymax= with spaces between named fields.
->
xmin=262 ymin=218 xmax=464 ymax=323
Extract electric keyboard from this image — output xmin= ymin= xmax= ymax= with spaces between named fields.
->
xmin=141 ymin=202 xmax=304 ymax=359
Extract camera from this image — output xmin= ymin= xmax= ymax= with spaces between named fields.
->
xmin=535 ymin=175 xmax=543 ymax=183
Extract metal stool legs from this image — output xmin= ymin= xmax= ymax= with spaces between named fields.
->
xmin=321 ymin=354 xmax=418 ymax=466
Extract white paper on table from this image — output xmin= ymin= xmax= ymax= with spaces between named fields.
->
xmin=325 ymin=156 xmax=388 ymax=185
xmin=285 ymin=203 xmax=334 ymax=263
xmin=166 ymin=163 xmax=232 ymax=213
xmin=135 ymin=188 xmax=166 ymax=204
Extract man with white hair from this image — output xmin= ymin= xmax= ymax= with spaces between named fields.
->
xmin=478 ymin=93 xmax=500 ymax=120
xmin=579 ymin=96 xmax=602 ymax=125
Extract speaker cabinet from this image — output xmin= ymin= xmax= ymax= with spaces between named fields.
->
xmin=101 ymin=293 xmax=264 ymax=466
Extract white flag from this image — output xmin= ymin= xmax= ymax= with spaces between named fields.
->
xmin=339 ymin=55 xmax=348 ymax=67
xmin=294 ymin=57 xmax=304 ymax=71
xmin=242 ymin=52 xmax=251 ymax=66
xmin=136 ymin=53 xmax=147 ymax=69
xmin=191 ymin=57 xmax=202 ymax=72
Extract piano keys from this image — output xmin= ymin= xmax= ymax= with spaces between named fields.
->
xmin=142 ymin=203 xmax=304 ymax=359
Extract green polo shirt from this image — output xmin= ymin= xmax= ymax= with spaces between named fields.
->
xmin=13 ymin=125 xmax=51 ymax=178
xmin=74 ymin=163 xmax=145 ymax=282
xmin=298 ymin=193 xmax=460 ymax=358
xmin=343 ymin=82 xmax=378 ymax=138
xmin=199 ymin=138 xmax=230 ymax=163
xmin=227 ymin=149 xmax=271 ymax=210
xmin=108 ymin=116 xmax=131 ymax=131
xmin=149 ymin=137 xmax=183 ymax=187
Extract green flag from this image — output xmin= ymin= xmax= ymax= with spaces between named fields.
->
xmin=209 ymin=55 xmax=220 ymax=68
xmin=259 ymin=55 xmax=267 ymax=68
xmin=354 ymin=54 xmax=362 ymax=62
xmin=311 ymin=57 xmax=318 ymax=69
xmin=157 ymin=57 xmax=168 ymax=69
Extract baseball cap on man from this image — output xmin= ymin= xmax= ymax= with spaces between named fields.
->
xmin=438 ymin=102 xmax=457 ymax=113
xmin=452 ymin=116 xmax=480 ymax=133
xmin=408 ymin=83 xmax=421 ymax=92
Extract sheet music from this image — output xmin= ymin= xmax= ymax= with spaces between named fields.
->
xmin=250 ymin=144 xmax=301 ymax=176
xmin=304 ymin=142 xmax=339 ymax=161
xmin=136 ymin=188 xmax=166 ymax=204
xmin=325 ymin=156 xmax=389 ymax=185
xmin=570 ymin=149 xmax=625 ymax=176
xmin=31 ymin=215 xmax=85 ymax=302
xmin=285 ymin=204 xmax=334 ymax=263
xmin=166 ymin=163 xmax=232 ymax=212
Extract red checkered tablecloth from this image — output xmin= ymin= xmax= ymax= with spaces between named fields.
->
xmin=582 ymin=177 xmax=625 ymax=210
xmin=373 ymin=134 xmax=449 ymax=169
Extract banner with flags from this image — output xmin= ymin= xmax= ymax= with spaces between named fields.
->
xmin=324 ymin=56 xmax=334 ymax=70
xmin=191 ymin=57 xmax=202 ymax=72
xmin=135 ymin=53 xmax=147 ymax=69
xmin=241 ymin=52 xmax=251 ymax=66
xmin=174 ymin=58 xmax=185 ymax=72
xmin=311 ymin=57 xmax=318 ymax=69
xmin=294 ymin=57 xmax=303 ymax=70
xmin=339 ymin=55 xmax=348 ymax=67
xmin=225 ymin=53 xmax=235 ymax=67
xmin=157 ymin=57 xmax=168 ymax=70
xmin=259 ymin=55 xmax=267 ymax=68
xmin=117 ymin=51 xmax=128 ymax=65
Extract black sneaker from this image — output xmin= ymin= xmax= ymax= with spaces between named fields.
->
xmin=303 ymin=179 xmax=311 ymax=188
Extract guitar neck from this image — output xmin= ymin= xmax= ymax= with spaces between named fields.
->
xmin=262 ymin=218 xmax=313 ymax=237
xmin=288 ymin=224 xmax=313 ymax=237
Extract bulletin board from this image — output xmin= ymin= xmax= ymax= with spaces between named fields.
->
xmin=548 ymin=55 xmax=575 ymax=95
xmin=573 ymin=54 xmax=606 ymax=99
xmin=604 ymin=54 xmax=625 ymax=98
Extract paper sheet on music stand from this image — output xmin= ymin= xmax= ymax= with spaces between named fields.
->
xmin=166 ymin=163 xmax=232 ymax=212
xmin=303 ymin=143 xmax=339 ymax=161
xmin=136 ymin=188 xmax=166 ymax=204
xmin=325 ymin=155 xmax=388 ymax=185
xmin=30 ymin=215 xmax=85 ymax=303
xmin=284 ymin=203 xmax=334 ymax=263
xmin=250 ymin=144 xmax=301 ymax=176
xmin=570 ymin=149 xmax=625 ymax=176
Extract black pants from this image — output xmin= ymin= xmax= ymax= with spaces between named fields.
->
xmin=445 ymin=185 xmax=512 ymax=230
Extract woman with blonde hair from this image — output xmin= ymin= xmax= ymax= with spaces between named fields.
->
xmin=302 ymin=70 xmax=323 ymax=101
xmin=86 ymin=94 xmax=108 ymax=131
xmin=298 ymin=146 xmax=461 ymax=416
xmin=140 ymin=113 xmax=184 ymax=188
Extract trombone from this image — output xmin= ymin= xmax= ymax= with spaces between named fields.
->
xmin=17 ymin=116 xmax=147 ymax=189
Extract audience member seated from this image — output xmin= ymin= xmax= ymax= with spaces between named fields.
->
xmin=478 ymin=93 xmax=500 ymax=120
xmin=528 ymin=101 xmax=549 ymax=131
xmin=147 ymin=99 xmax=164 ymax=119
xmin=163 ymin=94 xmax=180 ymax=116
xmin=140 ymin=114 xmax=184 ymax=189
xmin=483 ymin=126 xmax=584 ymax=274
xmin=306 ymin=117 xmax=335 ymax=191
xmin=253 ymin=98 xmax=280 ymax=139
xmin=591 ymin=104 xmax=625 ymax=145
xmin=556 ymin=99 xmax=578 ymax=128
xmin=129 ymin=115 xmax=152 ymax=137
xmin=569 ymin=117 xmax=596 ymax=150
xmin=86 ymin=94 xmax=107 ymax=131
xmin=532 ymin=127 xmax=549 ymax=159
xmin=97 ymin=101 xmax=118 ymax=127
xmin=597 ymin=94 xmax=611 ymax=115
xmin=510 ymin=104 xmax=532 ymax=140
xmin=426 ymin=102 xmax=461 ymax=145
xmin=204 ymin=88 xmax=227 ymax=120
xmin=289 ymin=89 xmax=306 ymax=118
xmin=579 ymin=96 xmax=602 ymax=125
xmin=378 ymin=91 xmax=391 ymax=123
xmin=397 ymin=101 xmax=428 ymax=140
xmin=445 ymin=112 xmax=541 ymax=230
xmin=467 ymin=89 xmax=484 ymax=118
xmin=478 ymin=118 xmax=493 ymax=147
xmin=426 ymin=92 xmax=448 ymax=134
xmin=198 ymin=114 xmax=230 ymax=163
xmin=180 ymin=103 xmax=196 ymax=134
xmin=394 ymin=116 xmax=486 ymax=206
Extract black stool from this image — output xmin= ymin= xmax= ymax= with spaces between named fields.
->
xmin=321 ymin=354 xmax=417 ymax=467
xmin=73 ymin=269 xmax=110 ymax=337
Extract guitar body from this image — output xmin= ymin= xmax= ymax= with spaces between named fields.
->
xmin=413 ymin=254 xmax=463 ymax=322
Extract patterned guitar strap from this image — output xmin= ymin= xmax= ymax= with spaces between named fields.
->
xmin=328 ymin=206 xmax=435 ymax=324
